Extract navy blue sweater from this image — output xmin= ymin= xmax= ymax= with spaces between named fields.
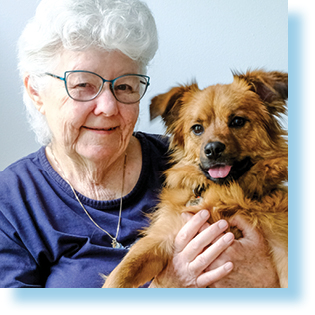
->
xmin=0 ymin=132 xmax=169 ymax=288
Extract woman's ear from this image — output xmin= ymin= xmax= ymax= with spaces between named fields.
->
xmin=24 ymin=75 xmax=46 ymax=114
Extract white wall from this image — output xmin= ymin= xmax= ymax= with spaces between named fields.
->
xmin=0 ymin=0 xmax=288 ymax=170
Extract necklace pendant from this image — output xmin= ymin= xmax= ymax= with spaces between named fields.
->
xmin=112 ymin=239 xmax=124 ymax=249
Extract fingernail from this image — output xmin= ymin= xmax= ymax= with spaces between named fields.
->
xmin=224 ymin=262 xmax=233 ymax=272
xmin=218 ymin=220 xmax=228 ymax=229
xmin=200 ymin=210 xmax=209 ymax=219
xmin=223 ymin=232 xmax=234 ymax=243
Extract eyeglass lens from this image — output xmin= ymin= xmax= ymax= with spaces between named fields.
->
xmin=65 ymin=72 xmax=148 ymax=103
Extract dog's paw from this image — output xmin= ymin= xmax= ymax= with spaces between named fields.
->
xmin=229 ymin=226 xmax=243 ymax=239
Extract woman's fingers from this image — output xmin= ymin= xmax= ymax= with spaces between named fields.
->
xmin=197 ymin=261 xmax=234 ymax=288
xmin=178 ymin=210 xmax=233 ymax=271
xmin=189 ymin=231 xmax=234 ymax=276
xmin=156 ymin=211 xmax=235 ymax=288
xmin=182 ymin=218 xmax=230 ymax=262
xmin=175 ymin=210 xmax=210 ymax=253
xmin=181 ymin=211 xmax=210 ymax=234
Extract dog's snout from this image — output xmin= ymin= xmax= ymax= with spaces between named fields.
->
xmin=204 ymin=142 xmax=226 ymax=159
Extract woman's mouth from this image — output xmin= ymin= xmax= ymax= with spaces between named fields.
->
xmin=83 ymin=126 xmax=118 ymax=133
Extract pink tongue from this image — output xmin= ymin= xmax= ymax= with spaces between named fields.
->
xmin=208 ymin=165 xmax=232 ymax=179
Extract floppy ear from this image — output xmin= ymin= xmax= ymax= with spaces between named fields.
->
xmin=234 ymin=69 xmax=288 ymax=116
xmin=150 ymin=83 xmax=199 ymax=128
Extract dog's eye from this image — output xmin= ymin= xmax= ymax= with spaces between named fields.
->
xmin=230 ymin=117 xmax=247 ymax=128
xmin=191 ymin=124 xmax=204 ymax=136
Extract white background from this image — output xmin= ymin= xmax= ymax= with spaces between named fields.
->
xmin=0 ymin=0 xmax=287 ymax=170
xmin=1 ymin=0 xmax=314 ymax=314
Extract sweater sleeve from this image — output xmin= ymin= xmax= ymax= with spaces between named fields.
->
xmin=0 ymin=137 xmax=170 ymax=288
xmin=0 ymin=211 xmax=44 ymax=288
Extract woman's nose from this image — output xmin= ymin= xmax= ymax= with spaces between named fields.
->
xmin=93 ymin=84 xmax=119 ymax=116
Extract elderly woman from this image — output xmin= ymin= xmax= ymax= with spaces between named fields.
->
xmin=0 ymin=0 xmax=279 ymax=288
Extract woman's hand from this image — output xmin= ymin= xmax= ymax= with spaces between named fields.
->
xmin=150 ymin=210 xmax=235 ymax=288
xmin=207 ymin=215 xmax=280 ymax=288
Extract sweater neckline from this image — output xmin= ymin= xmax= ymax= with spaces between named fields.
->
xmin=39 ymin=132 xmax=151 ymax=210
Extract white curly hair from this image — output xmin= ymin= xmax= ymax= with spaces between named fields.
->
xmin=18 ymin=0 xmax=158 ymax=145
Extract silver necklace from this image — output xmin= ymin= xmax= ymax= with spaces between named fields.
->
xmin=49 ymin=145 xmax=127 ymax=249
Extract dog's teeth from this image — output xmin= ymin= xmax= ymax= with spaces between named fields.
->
xmin=208 ymin=165 xmax=232 ymax=179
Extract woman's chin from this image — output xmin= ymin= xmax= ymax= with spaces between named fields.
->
xmin=75 ymin=145 xmax=122 ymax=164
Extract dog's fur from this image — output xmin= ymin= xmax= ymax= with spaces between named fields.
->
xmin=103 ymin=69 xmax=288 ymax=288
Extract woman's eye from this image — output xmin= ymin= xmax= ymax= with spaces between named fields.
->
xmin=229 ymin=117 xmax=247 ymax=128
xmin=191 ymin=124 xmax=204 ymax=136
xmin=71 ymin=82 xmax=91 ymax=89
xmin=77 ymin=83 xmax=89 ymax=88
xmin=116 ymin=84 xmax=133 ymax=92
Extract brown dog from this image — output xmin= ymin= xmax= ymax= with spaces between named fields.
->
xmin=103 ymin=69 xmax=288 ymax=288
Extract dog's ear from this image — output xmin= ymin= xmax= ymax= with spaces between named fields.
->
xmin=150 ymin=83 xmax=199 ymax=127
xmin=234 ymin=69 xmax=288 ymax=115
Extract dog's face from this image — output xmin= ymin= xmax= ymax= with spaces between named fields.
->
xmin=150 ymin=70 xmax=288 ymax=185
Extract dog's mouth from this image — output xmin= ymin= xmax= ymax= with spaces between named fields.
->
xmin=208 ymin=165 xmax=232 ymax=179
xmin=200 ymin=156 xmax=253 ymax=184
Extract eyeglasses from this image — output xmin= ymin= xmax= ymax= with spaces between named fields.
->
xmin=45 ymin=71 xmax=150 ymax=104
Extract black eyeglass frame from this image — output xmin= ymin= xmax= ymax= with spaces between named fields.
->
xmin=45 ymin=70 xmax=150 ymax=104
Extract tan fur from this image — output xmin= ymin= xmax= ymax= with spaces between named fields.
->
xmin=103 ymin=69 xmax=288 ymax=288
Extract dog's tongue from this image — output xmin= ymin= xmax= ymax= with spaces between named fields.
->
xmin=208 ymin=165 xmax=232 ymax=179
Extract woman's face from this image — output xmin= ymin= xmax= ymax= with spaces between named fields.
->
xmin=34 ymin=49 xmax=141 ymax=163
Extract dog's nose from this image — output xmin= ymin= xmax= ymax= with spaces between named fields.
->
xmin=204 ymin=142 xmax=226 ymax=159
